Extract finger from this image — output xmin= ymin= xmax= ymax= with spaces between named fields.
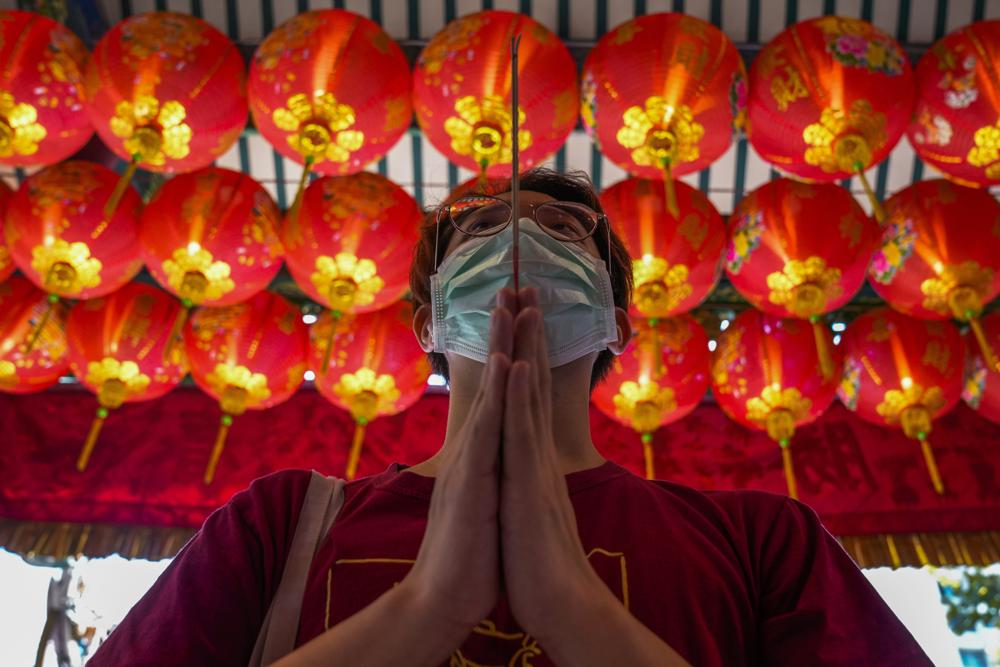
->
xmin=464 ymin=353 xmax=509 ymax=476
xmin=502 ymin=359 xmax=541 ymax=482
xmin=497 ymin=287 xmax=517 ymax=316
xmin=511 ymin=306 xmax=539 ymax=367
xmin=488 ymin=296 xmax=513 ymax=363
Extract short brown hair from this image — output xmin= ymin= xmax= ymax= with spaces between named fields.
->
xmin=409 ymin=168 xmax=633 ymax=390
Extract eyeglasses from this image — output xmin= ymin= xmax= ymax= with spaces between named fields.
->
xmin=433 ymin=194 xmax=610 ymax=270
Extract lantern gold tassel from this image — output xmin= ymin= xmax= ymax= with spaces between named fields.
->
xmin=641 ymin=432 xmax=655 ymax=480
xmin=104 ymin=157 xmax=139 ymax=218
xmin=77 ymin=407 xmax=109 ymax=472
xmin=204 ymin=414 xmax=233 ymax=485
xmin=24 ymin=294 xmax=59 ymax=353
xmin=918 ymin=434 xmax=945 ymax=496
xmin=287 ymin=155 xmax=314 ymax=226
xmin=855 ymin=166 xmax=886 ymax=223
xmin=661 ymin=161 xmax=679 ymax=218
xmin=968 ymin=317 xmax=999 ymax=373
xmin=320 ymin=310 xmax=342 ymax=375
xmin=810 ymin=316 xmax=835 ymax=381
xmin=162 ymin=305 xmax=190 ymax=365
xmin=779 ymin=439 xmax=799 ymax=500
xmin=346 ymin=420 xmax=367 ymax=481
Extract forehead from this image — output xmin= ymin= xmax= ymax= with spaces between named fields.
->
xmin=488 ymin=190 xmax=557 ymax=206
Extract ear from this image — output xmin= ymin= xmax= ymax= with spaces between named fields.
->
xmin=607 ymin=306 xmax=632 ymax=355
xmin=412 ymin=303 xmax=434 ymax=353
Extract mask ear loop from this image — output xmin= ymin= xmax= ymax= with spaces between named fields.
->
xmin=510 ymin=33 xmax=521 ymax=295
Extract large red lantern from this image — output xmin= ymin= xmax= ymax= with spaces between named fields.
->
xmin=725 ymin=178 xmax=879 ymax=378
xmin=907 ymin=20 xmax=1000 ymax=187
xmin=414 ymin=10 xmax=577 ymax=181
xmin=600 ymin=177 xmax=725 ymax=319
xmin=66 ymin=282 xmax=188 ymax=472
xmin=311 ymin=300 xmax=430 ymax=480
xmin=711 ymin=308 xmax=841 ymax=499
xmin=0 ymin=180 xmax=14 ymax=282
xmin=283 ymin=172 xmax=420 ymax=371
xmin=747 ymin=17 xmax=914 ymax=220
xmin=140 ymin=166 xmax=283 ymax=349
xmin=85 ymin=12 xmax=247 ymax=214
xmin=839 ymin=308 xmax=965 ymax=494
xmin=868 ymin=179 xmax=1000 ymax=372
xmin=0 ymin=275 xmax=69 ymax=394
xmin=582 ymin=13 xmax=744 ymax=216
xmin=962 ymin=310 xmax=1000 ymax=424
xmin=249 ymin=9 xmax=411 ymax=214
xmin=592 ymin=314 xmax=709 ymax=479
xmin=0 ymin=10 xmax=92 ymax=167
xmin=184 ymin=291 xmax=308 ymax=484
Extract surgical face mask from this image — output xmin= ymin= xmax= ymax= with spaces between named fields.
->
xmin=430 ymin=218 xmax=618 ymax=368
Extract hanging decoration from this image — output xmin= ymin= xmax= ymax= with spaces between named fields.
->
xmin=414 ymin=10 xmax=577 ymax=182
xmin=139 ymin=167 xmax=284 ymax=355
xmin=282 ymin=172 xmax=420 ymax=372
xmin=747 ymin=16 xmax=914 ymax=220
xmin=711 ymin=308 xmax=841 ymax=499
xmin=0 ymin=275 xmax=69 ymax=394
xmin=868 ymin=179 xmax=1000 ymax=373
xmin=591 ymin=313 xmax=710 ymax=479
xmin=65 ymin=282 xmax=188 ymax=472
xmin=839 ymin=307 xmax=965 ymax=494
xmin=600 ymin=177 xmax=725 ymax=319
xmin=184 ymin=291 xmax=308 ymax=484
xmin=725 ymin=178 xmax=879 ymax=379
xmin=0 ymin=180 xmax=14 ymax=282
xmin=84 ymin=12 xmax=247 ymax=216
xmin=0 ymin=10 xmax=93 ymax=167
xmin=907 ymin=20 xmax=1000 ymax=187
xmin=582 ymin=13 xmax=745 ymax=217
xmin=3 ymin=161 xmax=143 ymax=350
xmin=311 ymin=300 xmax=430 ymax=480
xmin=249 ymin=9 xmax=411 ymax=218
xmin=963 ymin=310 xmax=1000 ymax=424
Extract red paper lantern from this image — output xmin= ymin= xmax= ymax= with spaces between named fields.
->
xmin=311 ymin=300 xmax=430 ymax=480
xmin=249 ymin=9 xmax=411 ymax=210
xmin=0 ymin=180 xmax=14 ymax=282
xmin=725 ymin=178 xmax=879 ymax=378
xmin=962 ymin=310 xmax=1000 ymax=424
xmin=66 ymin=282 xmax=188 ymax=472
xmin=140 ymin=167 xmax=283 ymax=308
xmin=907 ymin=20 xmax=1000 ymax=187
xmin=747 ymin=17 xmax=914 ymax=220
xmin=184 ymin=291 xmax=308 ymax=484
xmin=0 ymin=275 xmax=69 ymax=394
xmin=4 ymin=161 xmax=143 ymax=300
xmin=0 ymin=10 xmax=93 ymax=166
xmin=868 ymin=179 xmax=1000 ymax=372
xmin=711 ymin=308 xmax=841 ymax=499
xmin=582 ymin=13 xmax=744 ymax=215
xmin=414 ymin=10 xmax=577 ymax=180
xmin=591 ymin=314 xmax=709 ymax=479
xmin=839 ymin=308 xmax=965 ymax=494
xmin=600 ymin=177 xmax=725 ymax=319
xmin=85 ymin=12 xmax=247 ymax=217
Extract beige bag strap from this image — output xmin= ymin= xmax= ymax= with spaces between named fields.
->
xmin=249 ymin=470 xmax=346 ymax=666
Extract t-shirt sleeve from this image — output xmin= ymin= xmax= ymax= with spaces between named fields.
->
xmin=85 ymin=468 xmax=313 ymax=667
xmin=756 ymin=497 xmax=933 ymax=667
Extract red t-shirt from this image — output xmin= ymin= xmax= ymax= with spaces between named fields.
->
xmin=88 ymin=460 xmax=931 ymax=666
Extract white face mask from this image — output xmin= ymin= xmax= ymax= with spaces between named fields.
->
xmin=430 ymin=218 xmax=618 ymax=368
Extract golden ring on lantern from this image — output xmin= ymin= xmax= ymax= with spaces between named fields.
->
xmin=632 ymin=257 xmax=692 ymax=315
xmin=612 ymin=379 xmax=677 ymax=434
xmin=0 ymin=94 xmax=46 ymax=158
xmin=310 ymin=253 xmax=384 ymax=312
xmin=162 ymin=245 xmax=235 ymax=304
xmin=85 ymin=357 xmax=151 ymax=409
xmin=766 ymin=257 xmax=843 ymax=319
xmin=802 ymin=100 xmax=886 ymax=173
xmin=616 ymin=99 xmax=704 ymax=168
xmin=110 ymin=95 xmax=192 ymax=165
xmin=273 ymin=93 xmax=365 ymax=164
xmin=31 ymin=239 xmax=103 ymax=295
xmin=206 ymin=363 xmax=271 ymax=415
xmin=444 ymin=95 xmax=531 ymax=169
xmin=876 ymin=383 xmax=945 ymax=439
xmin=920 ymin=261 xmax=994 ymax=319
xmin=745 ymin=385 xmax=812 ymax=442
xmin=333 ymin=368 xmax=401 ymax=423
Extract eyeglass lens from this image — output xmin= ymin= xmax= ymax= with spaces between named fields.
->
xmin=447 ymin=196 xmax=598 ymax=242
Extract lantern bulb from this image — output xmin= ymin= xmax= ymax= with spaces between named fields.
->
xmin=901 ymin=376 xmax=913 ymax=389
xmin=187 ymin=241 xmax=201 ymax=255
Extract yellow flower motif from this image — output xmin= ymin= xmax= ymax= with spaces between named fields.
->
xmin=616 ymin=98 xmax=703 ymax=169
xmin=110 ymin=94 xmax=192 ymax=165
xmin=745 ymin=386 xmax=812 ymax=442
xmin=272 ymin=92 xmax=364 ymax=164
xmin=631 ymin=257 xmax=692 ymax=316
xmin=0 ymin=93 xmax=46 ymax=158
xmin=967 ymin=120 xmax=1000 ymax=180
xmin=803 ymin=99 xmax=886 ymax=173
xmin=85 ymin=357 xmax=151 ymax=409
xmin=920 ymin=260 xmax=994 ymax=319
xmin=613 ymin=379 xmax=677 ymax=433
xmin=30 ymin=238 xmax=102 ymax=295
xmin=206 ymin=363 xmax=271 ymax=414
xmin=444 ymin=95 xmax=532 ymax=170
xmin=162 ymin=245 xmax=235 ymax=305
xmin=766 ymin=257 xmax=844 ymax=318
xmin=877 ymin=383 xmax=944 ymax=438
xmin=310 ymin=253 xmax=384 ymax=312
xmin=333 ymin=367 xmax=400 ymax=423
xmin=866 ymin=42 xmax=888 ymax=68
